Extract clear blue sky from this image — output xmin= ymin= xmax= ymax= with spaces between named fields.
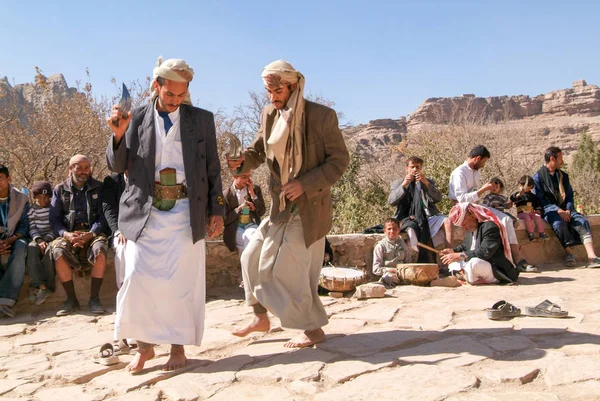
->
xmin=2 ymin=1 xmax=599 ymax=125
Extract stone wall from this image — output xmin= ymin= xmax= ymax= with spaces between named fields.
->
xmin=15 ymin=216 xmax=600 ymax=314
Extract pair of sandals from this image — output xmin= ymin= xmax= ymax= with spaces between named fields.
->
xmin=93 ymin=339 xmax=137 ymax=366
xmin=486 ymin=299 xmax=568 ymax=320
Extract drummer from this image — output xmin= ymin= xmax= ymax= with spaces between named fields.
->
xmin=440 ymin=203 xmax=520 ymax=284
xmin=372 ymin=217 xmax=415 ymax=286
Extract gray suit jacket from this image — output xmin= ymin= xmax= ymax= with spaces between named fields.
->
xmin=106 ymin=102 xmax=225 ymax=243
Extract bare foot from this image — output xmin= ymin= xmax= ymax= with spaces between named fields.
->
xmin=125 ymin=346 xmax=155 ymax=373
xmin=284 ymin=328 xmax=325 ymax=348
xmin=162 ymin=345 xmax=187 ymax=371
xmin=232 ymin=313 xmax=270 ymax=337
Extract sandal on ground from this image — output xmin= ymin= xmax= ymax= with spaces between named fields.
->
xmin=586 ymin=257 xmax=600 ymax=269
xmin=93 ymin=343 xmax=120 ymax=366
xmin=517 ymin=259 xmax=538 ymax=273
xmin=565 ymin=254 xmax=577 ymax=267
xmin=486 ymin=300 xmax=521 ymax=320
xmin=0 ymin=305 xmax=15 ymax=318
xmin=525 ymin=299 xmax=568 ymax=318
xmin=114 ymin=339 xmax=137 ymax=356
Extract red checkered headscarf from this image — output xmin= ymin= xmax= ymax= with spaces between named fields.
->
xmin=449 ymin=202 xmax=513 ymax=264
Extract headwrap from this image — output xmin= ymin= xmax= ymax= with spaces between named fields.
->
xmin=449 ymin=202 xmax=513 ymax=264
xmin=31 ymin=181 xmax=52 ymax=197
xmin=69 ymin=154 xmax=90 ymax=166
xmin=150 ymin=56 xmax=194 ymax=106
xmin=261 ymin=60 xmax=305 ymax=211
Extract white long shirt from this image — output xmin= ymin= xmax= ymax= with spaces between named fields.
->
xmin=448 ymin=161 xmax=481 ymax=203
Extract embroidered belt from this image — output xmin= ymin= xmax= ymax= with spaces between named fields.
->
xmin=153 ymin=183 xmax=187 ymax=201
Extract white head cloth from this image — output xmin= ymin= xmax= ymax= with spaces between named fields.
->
xmin=261 ymin=60 xmax=305 ymax=211
xmin=150 ymin=56 xmax=194 ymax=106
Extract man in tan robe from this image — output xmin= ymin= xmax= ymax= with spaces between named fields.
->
xmin=229 ymin=60 xmax=349 ymax=347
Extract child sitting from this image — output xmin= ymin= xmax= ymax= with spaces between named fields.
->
xmin=510 ymin=175 xmax=547 ymax=241
xmin=482 ymin=177 xmax=517 ymax=225
xmin=372 ymin=217 xmax=414 ymax=286
xmin=26 ymin=181 xmax=56 ymax=305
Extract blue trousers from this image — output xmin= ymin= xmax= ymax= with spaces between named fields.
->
xmin=0 ymin=239 xmax=27 ymax=307
xmin=544 ymin=211 xmax=591 ymax=249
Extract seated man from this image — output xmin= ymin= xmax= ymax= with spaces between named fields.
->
xmin=102 ymin=172 xmax=127 ymax=288
xmin=372 ymin=217 xmax=414 ymax=285
xmin=0 ymin=164 xmax=29 ymax=318
xmin=441 ymin=203 xmax=519 ymax=285
xmin=448 ymin=144 xmax=537 ymax=272
xmin=533 ymin=146 xmax=600 ymax=268
xmin=223 ymin=171 xmax=266 ymax=256
xmin=50 ymin=154 xmax=108 ymax=316
xmin=388 ymin=156 xmax=453 ymax=262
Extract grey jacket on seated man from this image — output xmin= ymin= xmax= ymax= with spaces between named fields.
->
xmin=106 ymin=102 xmax=225 ymax=243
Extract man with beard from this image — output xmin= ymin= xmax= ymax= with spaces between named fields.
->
xmin=228 ymin=60 xmax=349 ymax=348
xmin=441 ymin=202 xmax=519 ymax=285
xmin=106 ymin=57 xmax=224 ymax=372
xmin=50 ymin=154 xmax=108 ymax=316
xmin=448 ymin=145 xmax=537 ymax=273
xmin=388 ymin=156 xmax=453 ymax=262
xmin=533 ymin=146 xmax=600 ymax=268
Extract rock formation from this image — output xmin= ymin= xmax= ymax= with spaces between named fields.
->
xmin=408 ymin=80 xmax=600 ymax=125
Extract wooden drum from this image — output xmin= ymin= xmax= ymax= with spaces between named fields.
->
xmin=319 ymin=267 xmax=365 ymax=292
xmin=396 ymin=263 xmax=439 ymax=286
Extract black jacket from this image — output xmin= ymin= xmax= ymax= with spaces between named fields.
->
xmin=454 ymin=221 xmax=519 ymax=284
xmin=102 ymin=173 xmax=126 ymax=238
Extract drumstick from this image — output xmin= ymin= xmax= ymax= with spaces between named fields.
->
xmin=417 ymin=242 xmax=440 ymax=254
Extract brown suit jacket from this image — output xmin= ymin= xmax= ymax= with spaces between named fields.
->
xmin=238 ymin=100 xmax=349 ymax=247
xmin=222 ymin=183 xmax=266 ymax=252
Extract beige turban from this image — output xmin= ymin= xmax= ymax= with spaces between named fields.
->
xmin=261 ymin=60 xmax=305 ymax=211
xmin=150 ymin=56 xmax=194 ymax=106
xmin=69 ymin=154 xmax=90 ymax=166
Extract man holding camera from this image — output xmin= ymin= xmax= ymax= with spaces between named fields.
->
xmin=388 ymin=156 xmax=453 ymax=262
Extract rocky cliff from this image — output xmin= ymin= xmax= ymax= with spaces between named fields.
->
xmin=342 ymin=80 xmax=600 ymax=163
xmin=408 ymin=80 xmax=600 ymax=125
xmin=0 ymin=74 xmax=77 ymax=123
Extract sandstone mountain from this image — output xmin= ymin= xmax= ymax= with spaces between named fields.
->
xmin=344 ymin=80 xmax=600 ymax=163
xmin=0 ymin=73 xmax=78 ymax=125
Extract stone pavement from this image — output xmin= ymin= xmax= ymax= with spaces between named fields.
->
xmin=1 ymin=263 xmax=600 ymax=400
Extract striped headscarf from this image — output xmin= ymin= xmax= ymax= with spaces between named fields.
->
xmin=449 ymin=202 xmax=513 ymax=264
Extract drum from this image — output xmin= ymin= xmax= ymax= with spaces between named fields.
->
xmin=396 ymin=263 xmax=439 ymax=286
xmin=319 ymin=267 xmax=365 ymax=292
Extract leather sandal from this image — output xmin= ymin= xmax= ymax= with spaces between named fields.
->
xmin=486 ymin=300 xmax=521 ymax=320
xmin=525 ymin=299 xmax=568 ymax=318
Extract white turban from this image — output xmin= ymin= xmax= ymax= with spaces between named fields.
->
xmin=261 ymin=60 xmax=305 ymax=212
xmin=150 ymin=56 xmax=194 ymax=105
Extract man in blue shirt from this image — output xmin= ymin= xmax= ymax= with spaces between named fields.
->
xmin=0 ymin=164 xmax=29 ymax=318
xmin=50 ymin=154 xmax=108 ymax=316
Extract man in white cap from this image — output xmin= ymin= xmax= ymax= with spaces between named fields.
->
xmin=50 ymin=154 xmax=108 ymax=316
xmin=228 ymin=60 xmax=349 ymax=348
xmin=106 ymin=57 xmax=224 ymax=372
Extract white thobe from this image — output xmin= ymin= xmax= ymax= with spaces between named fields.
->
xmin=448 ymin=161 xmax=518 ymax=245
xmin=115 ymin=104 xmax=206 ymax=345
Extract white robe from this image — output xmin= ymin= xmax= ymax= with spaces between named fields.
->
xmin=114 ymin=105 xmax=206 ymax=345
